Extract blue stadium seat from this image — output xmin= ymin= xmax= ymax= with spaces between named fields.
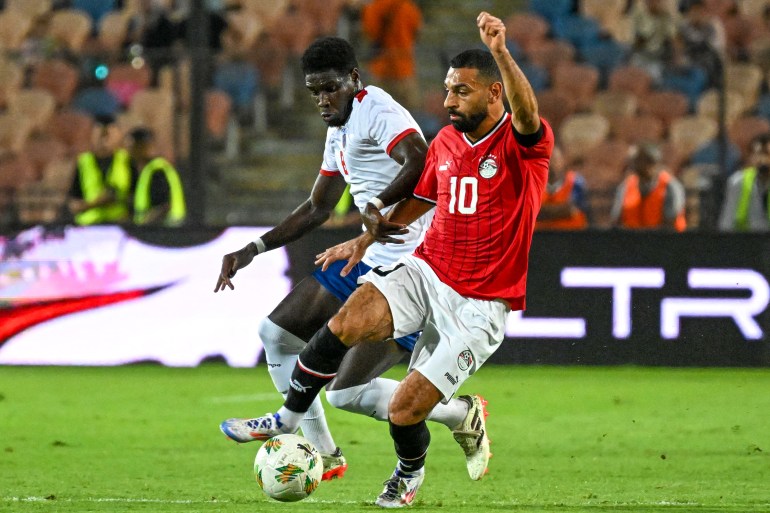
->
xmin=552 ymin=15 xmax=602 ymax=51
xmin=73 ymin=0 xmax=117 ymax=26
xmin=689 ymin=137 xmax=741 ymax=172
xmin=71 ymin=86 xmax=120 ymax=118
xmin=661 ymin=66 xmax=708 ymax=110
xmin=528 ymin=0 xmax=574 ymax=24
xmin=214 ymin=61 xmax=260 ymax=111
xmin=580 ymin=39 xmax=629 ymax=87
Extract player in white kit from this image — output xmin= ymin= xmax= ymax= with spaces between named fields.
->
xmin=214 ymin=37 xmax=486 ymax=481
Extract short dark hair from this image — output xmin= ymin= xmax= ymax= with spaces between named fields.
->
xmin=129 ymin=126 xmax=154 ymax=145
xmin=301 ymin=37 xmax=358 ymax=76
xmin=449 ymin=49 xmax=502 ymax=83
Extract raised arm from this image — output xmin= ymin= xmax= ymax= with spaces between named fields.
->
xmin=477 ymin=11 xmax=540 ymax=135
xmin=214 ymin=173 xmax=348 ymax=291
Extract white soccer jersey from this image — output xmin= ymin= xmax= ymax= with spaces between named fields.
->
xmin=319 ymin=86 xmax=432 ymax=268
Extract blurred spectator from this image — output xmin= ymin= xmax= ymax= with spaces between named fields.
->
xmin=67 ymin=114 xmax=132 ymax=225
xmin=127 ymin=0 xmax=180 ymax=73
xmin=127 ymin=127 xmax=187 ymax=226
xmin=360 ymin=0 xmax=422 ymax=111
xmin=629 ymin=0 xmax=679 ymax=84
xmin=610 ymin=142 xmax=687 ymax=231
xmin=718 ymin=132 xmax=770 ymax=231
xmin=535 ymin=144 xmax=589 ymax=230
xmin=675 ymin=0 xmax=726 ymax=88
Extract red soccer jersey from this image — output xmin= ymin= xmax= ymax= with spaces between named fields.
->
xmin=412 ymin=115 xmax=553 ymax=309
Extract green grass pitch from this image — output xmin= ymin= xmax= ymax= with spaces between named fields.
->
xmin=1 ymin=364 xmax=769 ymax=512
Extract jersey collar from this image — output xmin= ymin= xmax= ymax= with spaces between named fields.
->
xmin=462 ymin=113 xmax=509 ymax=147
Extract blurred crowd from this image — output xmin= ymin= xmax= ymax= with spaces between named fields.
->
xmin=0 ymin=0 xmax=769 ymax=232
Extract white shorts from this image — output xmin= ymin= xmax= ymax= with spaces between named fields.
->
xmin=359 ymin=255 xmax=509 ymax=400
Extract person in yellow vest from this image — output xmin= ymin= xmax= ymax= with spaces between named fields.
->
xmin=718 ymin=132 xmax=770 ymax=232
xmin=536 ymin=144 xmax=589 ymax=230
xmin=610 ymin=142 xmax=687 ymax=231
xmin=126 ymin=127 xmax=187 ymax=226
xmin=67 ymin=115 xmax=132 ymax=225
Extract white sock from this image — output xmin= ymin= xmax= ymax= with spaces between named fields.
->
xmin=326 ymin=377 xmax=470 ymax=429
xmin=299 ymin=397 xmax=337 ymax=454
xmin=427 ymin=397 xmax=469 ymax=430
xmin=259 ymin=318 xmax=337 ymax=450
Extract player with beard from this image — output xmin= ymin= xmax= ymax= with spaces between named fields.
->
xmin=231 ymin=12 xmax=554 ymax=507
xmin=215 ymin=36 xmax=486 ymax=482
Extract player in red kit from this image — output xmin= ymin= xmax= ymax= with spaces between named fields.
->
xmin=238 ymin=12 xmax=553 ymax=507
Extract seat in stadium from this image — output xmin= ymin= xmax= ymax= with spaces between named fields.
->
xmin=5 ymin=0 xmax=52 ymax=20
xmin=98 ymin=11 xmax=131 ymax=54
xmin=536 ymin=88 xmax=577 ymax=133
xmin=22 ymin=133 xmax=68 ymax=178
xmin=528 ymin=0 xmax=573 ymax=24
xmin=552 ymin=14 xmax=602 ymax=51
xmin=0 ymin=9 xmax=33 ymax=51
xmin=73 ymin=0 xmax=117 ymax=26
xmin=580 ymin=139 xmax=630 ymax=190
xmin=611 ymin=114 xmax=664 ymax=145
xmin=72 ymin=87 xmax=121 ymax=118
xmin=725 ymin=62 xmax=763 ymax=110
xmin=504 ymin=12 xmax=549 ymax=52
xmin=0 ymin=114 xmax=33 ymax=154
xmin=31 ymin=59 xmax=80 ymax=107
xmin=591 ymin=90 xmax=638 ymax=123
xmin=525 ymin=39 xmax=576 ymax=73
xmin=551 ymin=62 xmax=600 ymax=110
xmin=0 ymin=58 xmax=24 ymax=110
xmin=580 ymin=0 xmax=627 ymax=31
xmin=559 ymin=112 xmax=610 ymax=163
xmin=7 ymin=89 xmax=56 ymax=133
xmin=50 ymin=110 xmax=94 ymax=155
xmin=639 ymin=90 xmax=690 ymax=134
xmin=580 ymin=38 xmax=628 ymax=87
xmin=696 ymin=89 xmax=746 ymax=126
xmin=608 ymin=65 xmax=653 ymax=98
xmin=48 ymin=9 xmax=93 ymax=51
xmin=668 ymin=115 xmax=719 ymax=168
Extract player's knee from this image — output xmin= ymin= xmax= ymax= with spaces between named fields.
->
xmin=325 ymin=385 xmax=365 ymax=412
xmin=327 ymin=306 xmax=362 ymax=344
xmin=258 ymin=317 xmax=278 ymax=350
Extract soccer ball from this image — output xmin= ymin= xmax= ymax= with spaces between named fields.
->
xmin=254 ymin=434 xmax=323 ymax=502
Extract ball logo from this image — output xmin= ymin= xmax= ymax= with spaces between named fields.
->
xmin=457 ymin=349 xmax=474 ymax=371
xmin=478 ymin=155 xmax=498 ymax=179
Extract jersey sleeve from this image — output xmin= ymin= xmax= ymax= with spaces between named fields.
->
xmin=516 ymin=118 xmax=554 ymax=161
xmin=319 ymin=129 xmax=340 ymax=176
xmin=366 ymin=96 xmax=420 ymax=155
xmin=413 ymin=144 xmax=438 ymax=203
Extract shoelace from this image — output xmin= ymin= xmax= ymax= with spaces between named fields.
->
xmin=245 ymin=416 xmax=274 ymax=430
xmin=379 ymin=475 xmax=401 ymax=501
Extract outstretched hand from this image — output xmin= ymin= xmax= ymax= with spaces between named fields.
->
xmin=362 ymin=203 xmax=409 ymax=244
xmin=214 ymin=243 xmax=257 ymax=292
xmin=315 ymin=232 xmax=374 ymax=276
xmin=477 ymin=11 xmax=507 ymax=53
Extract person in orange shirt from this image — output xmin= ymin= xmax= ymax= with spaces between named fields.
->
xmin=610 ymin=142 xmax=687 ymax=231
xmin=360 ymin=0 xmax=422 ymax=111
xmin=536 ymin=144 xmax=589 ymax=230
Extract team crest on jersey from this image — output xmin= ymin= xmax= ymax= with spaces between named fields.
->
xmin=457 ymin=350 xmax=474 ymax=371
xmin=478 ymin=155 xmax=498 ymax=179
